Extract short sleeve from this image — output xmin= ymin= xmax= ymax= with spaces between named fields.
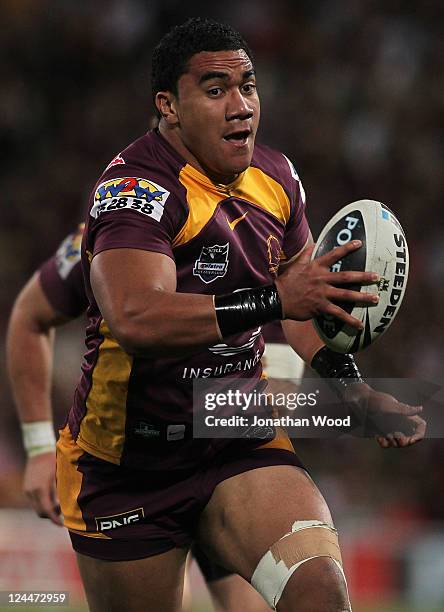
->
xmin=39 ymin=226 xmax=88 ymax=318
xmin=87 ymin=174 xmax=187 ymax=261
xmin=280 ymin=155 xmax=310 ymax=261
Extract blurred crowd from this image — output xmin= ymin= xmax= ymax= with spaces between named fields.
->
xmin=1 ymin=0 xmax=443 ymax=529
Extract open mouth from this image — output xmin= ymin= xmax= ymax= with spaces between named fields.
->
xmin=223 ymin=129 xmax=251 ymax=143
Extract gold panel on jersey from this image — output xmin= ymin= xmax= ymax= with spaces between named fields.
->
xmin=77 ymin=319 xmax=133 ymax=465
xmin=230 ymin=167 xmax=291 ymax=226
xmin=68 ymin=529 xmax=111 ymax=539
xmin=56 ymin=425 xmax=87 ymax=532
xmin=173 ymin=164 xmax=292 ymax=247
xmin=173 ymin=165 xmax=225 ymax=247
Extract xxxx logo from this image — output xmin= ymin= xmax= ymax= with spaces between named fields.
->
xmin=91 ymin=177 xmax=170 ymax=221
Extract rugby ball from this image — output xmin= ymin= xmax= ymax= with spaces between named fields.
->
xmin=312 ymin=200 xmax=409 ymax=353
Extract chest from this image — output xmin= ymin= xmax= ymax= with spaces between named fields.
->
xmin=174 ymin=197 xmax=286 ymax=292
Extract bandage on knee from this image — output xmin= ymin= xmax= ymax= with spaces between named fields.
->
xmin=251 ymin=520 xmax=343 ymax=610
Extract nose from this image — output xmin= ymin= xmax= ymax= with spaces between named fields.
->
xmin=225 ymin=89 xmax=254 ymax=122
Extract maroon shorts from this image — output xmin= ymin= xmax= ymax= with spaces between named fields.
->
xmin=56 ymin=425 xmax=304 ymax=561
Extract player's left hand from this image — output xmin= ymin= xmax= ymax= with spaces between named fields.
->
xmin=343 ymin=383 xmax=426 ymax=447
xmin=23 ymin=451 xmax=63 ymax=526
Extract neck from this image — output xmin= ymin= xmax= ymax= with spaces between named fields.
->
xmin=158 ymin=120 xmax=238 ymax=185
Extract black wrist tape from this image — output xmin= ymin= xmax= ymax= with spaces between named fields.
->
xmin=311 ymin=345 xmax=364 ymax=398
xmin=214 ymin=284 xmax=283 ymax=338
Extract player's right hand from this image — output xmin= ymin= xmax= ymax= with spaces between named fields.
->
xmin=23 ymin=451 xmax=63 ymax=527
xmin=275 ymin=240 xmax=379 ymax=329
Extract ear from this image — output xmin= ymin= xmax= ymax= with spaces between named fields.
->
xmin=155 ymin=91 xmax=179 ymax=126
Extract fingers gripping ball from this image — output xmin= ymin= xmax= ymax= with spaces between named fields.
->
xmin=312 ymin=200 xmax=409 ymax=353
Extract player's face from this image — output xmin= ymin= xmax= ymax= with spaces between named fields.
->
xmin=174 ymin=50 xmax=260 ymax=183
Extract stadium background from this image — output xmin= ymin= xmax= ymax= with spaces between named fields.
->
xmin=0 ymin=0 xmax=443 ymax=610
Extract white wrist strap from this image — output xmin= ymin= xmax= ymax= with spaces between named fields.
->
xmin=21 ymin=421 xmax=56 ymax=457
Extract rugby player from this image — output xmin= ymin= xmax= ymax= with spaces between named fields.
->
xmin=7 ymin=224 xmax=274 ymax=611
xmin=14 ymin=18 xmax=425 ymax=612
xmin=6 ymin=226 xmax=87 ymax=527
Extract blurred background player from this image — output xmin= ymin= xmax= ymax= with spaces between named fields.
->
xmin=6 ymin=225 xmax=273 ymax=612
xmin=6 ymin=225 xmax=87 ymax=526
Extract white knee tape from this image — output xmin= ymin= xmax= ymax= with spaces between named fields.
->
xmin=251 ymin=520 xmax=343 ymax=610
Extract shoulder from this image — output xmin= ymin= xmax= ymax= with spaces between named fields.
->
xmin=39 ymin=224 xmax=87 ymax=317
xmin=251 ymin=144 xmax=301 ymax=191
xmin=251 ymin=143 xmax=304 ymax=199
xmin=90 ymin=131 xmax=189 ymax=223
xmin=53 ymin=222 xmax=84 ymax=279
xmin=251 ymin=142 xmax=302 ymax=183
xmin=100 ymin=130 xmax=186 ymax=190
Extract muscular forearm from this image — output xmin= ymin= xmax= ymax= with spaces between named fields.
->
xmin=6 ymin=274 xmax=63 ymax=423
xmin=117 ymin=286 xmax=284 ymax=357
xmin=281 ymin=319 xmax=324 ymax=365
xmin=6 ymin=307 xmax=55 ymax=422
xmin=91 ymin=240 xmax=375 ymax=358
xmin=112 ymin=290 xmax=221 ymax=356
xmin=91 ymin=249 xmax=223 ymax=356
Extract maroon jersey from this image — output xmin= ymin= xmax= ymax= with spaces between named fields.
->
xmin=69 ymin=129 xmax=309 ymax=469
xmin=262 ymin=320 xmax=286 ymax=344
xmin=39 ymin=224 xmax=87 ymax=318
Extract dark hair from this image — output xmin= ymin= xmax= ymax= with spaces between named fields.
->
xmin=151 ymin=17 xmax=254 ymax=114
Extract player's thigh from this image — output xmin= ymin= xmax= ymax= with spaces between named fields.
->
xmin=208 ymin=574 xmax=271 ymax=612
xmin=197 ymin=464 xmax=332 ymax=579
xmin=76 ymin=547 xmax=188 ymax=612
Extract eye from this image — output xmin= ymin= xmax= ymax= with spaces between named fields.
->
xmin=242 ymin=82 xmax=257 ymax=94
xmin=208 ymin=87 xmax=223 ymax=97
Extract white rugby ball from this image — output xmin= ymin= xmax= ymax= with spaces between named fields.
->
xmin=312 ymin=200 xmax=409 ymax=353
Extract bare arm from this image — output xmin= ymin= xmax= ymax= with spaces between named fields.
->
xmin=6 ymin=273 xmax=67 ymax=423
xmin=90 ymin=249 xmax=222 ymax=356
xmin=6 ymin=272 xmax=67 ymax=526
xmin=91 ymin=236 xmax=380 ymax=359
xmin=282 ymin=317 xmax=425 ymax=448
xmin=281 ymin=319 xmax=324 ymax=364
